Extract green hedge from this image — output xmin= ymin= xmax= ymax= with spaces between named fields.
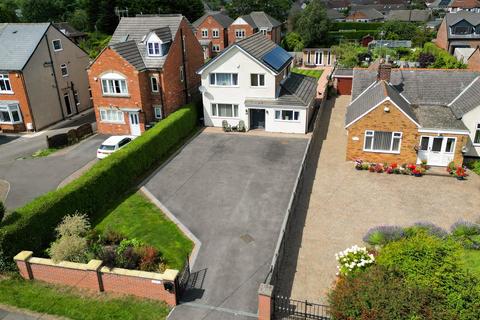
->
xmin=329 ymin=30 xmax=378 ymax=40
xmin=331 ymin=22 xmax=383 ymax=31
xmin=0 ymin=104 xmax=197 ymax=268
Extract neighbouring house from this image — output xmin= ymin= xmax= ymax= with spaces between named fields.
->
xmin=454 ymin=46 xmax=480 ymax=69
xmin=326 ymin=0 xmax=351 ymax=11
xmin=350 ymin=3 xmax=408 ymax=14
xmin=228 ymin=11 xmax=282 ymax=44
xmin=302 ymin=48 xmax=336 ymax=67
xmin=448 ymin=0 xmax=480 ymax=13
xmin=0 ymin=23 xmax=90 ymax=133
xmin=53 ymin=22 xmax=87 ymax=44
xmin=193 ymin=11 xmax=234 ymax=60
xmin=197 ymin=33 xmax=318 ymax=134
xmin=345 ymin=8 xmax=384 ymax=22
xmin=435 ymin=11 xmax=480 ymax=53
xmin=88 ymin=15 xmax=204 ymax=136
xmin=427 ymin=0 xmax=452 ymax=10
xmin=385 ymin=9 xmax=432 ymax=22
xmin=345 ymin=64 xmax=480 ymax=166
xmin=332 ymin=68 xmax=353 ymax=95
xmin=327 ymin=9 xmax=346 ymax=21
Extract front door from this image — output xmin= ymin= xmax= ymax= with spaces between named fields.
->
xmin=63 ymin=93 xmax=72 ymax=116
xmin=417 ymin=136 xmax=456 ymax=166
xmin=128 ymin=112 xmax=141 ymax=136
xmin=250 ymin=109 xmax=265 ymax=129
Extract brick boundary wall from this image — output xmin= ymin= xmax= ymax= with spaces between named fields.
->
xmin=14 ymin=251 xmax=179 ymax=306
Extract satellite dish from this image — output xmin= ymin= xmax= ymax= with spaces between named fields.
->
xmin=199 ymin=85 xmax=207 ymax=93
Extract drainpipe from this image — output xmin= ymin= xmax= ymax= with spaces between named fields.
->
xmin=19 ymin=72 xmax=37 ymax=131
xmin=44 ymin=33 xmax=65 ymax=120
xmin=179 ymin=28 xmax=189 ymax=104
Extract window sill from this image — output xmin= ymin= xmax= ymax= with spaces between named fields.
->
xmin=211 ymin=116 xmax=240 ymax=119
xmin=363 ymin=150 xmax=401 ymax=154
xmin=100 ymin=121 xmax=126 ymax=125
xmin=274 ymin=119 xmax=301 ymax=123
xmin=0 ymin=91 xmax=14 ymax=95
xmin=102 ymin=94 xmax=130 ymax=98
xmin=249 ymin=86 xmax=267 ymax=89
xmin=210 ymin=85 xmax=239 ymax=88
xmin=0 ymin=121 xmax=23 ymax=125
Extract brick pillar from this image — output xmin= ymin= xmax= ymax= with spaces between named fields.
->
xmin=13 ymin=251 xmax=33 ymax=280
xmin=258 ymin=283 xmax=274 ymax=320
xmin=86 ymin=260 xmax=104 ymax=292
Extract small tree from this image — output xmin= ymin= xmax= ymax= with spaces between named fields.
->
xmin=0 ymin=201 xmax=5 ymax=222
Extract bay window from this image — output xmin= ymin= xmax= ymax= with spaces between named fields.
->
xmin=474 ymin=123 xmax=480 ymax=145
xmin=101 ymin=73 xmax=128 ymax=95
xmin=209 ymin=73 xmax=238 ymax=86
xmin=99 ymin=108 xmax=124 ymax=123
xmin=364 ymin=130 xmax=402 ymax=153
xmin=0 ymin=104 xmax=22 ymax=124
xmin=211 ymin=103 xmax=238 ymax=117
xmin=0 ymin=74 xmax=12 ymax=93
xmin=275 ymin=110 xmax=299 ymax=121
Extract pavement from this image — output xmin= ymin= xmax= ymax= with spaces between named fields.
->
xmin=274 ymin=95 xmax=480 ymax=304
xmin=143 ymin=131 xmax=309 ymax=320
xmin=0 ymin=305 xmax=63 ymax=320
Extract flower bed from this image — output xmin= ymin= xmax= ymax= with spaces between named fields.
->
xmin=354 ymin=159 xmax=428 ymax=177
xmin=447 ymin=161 xmax=469 ymax=180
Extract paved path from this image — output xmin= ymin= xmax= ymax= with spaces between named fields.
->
xmin=276 ymin=95 xmax=480 ymax=304
xmin=0 ymin=305 xmax=63 ymax=320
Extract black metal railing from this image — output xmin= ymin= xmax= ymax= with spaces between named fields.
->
xmin=273 ymin=296 xmax=331 ymax=320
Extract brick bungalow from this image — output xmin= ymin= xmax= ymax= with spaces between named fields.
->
xmin=345 ymin=64 xmax=480 ymax=166
xmin=193 ymin=11 xmax=234 ymax=60
xmin=228 ymin=11 xmax=282 ymax=44
xmin=88 ymin=15 xmax=204 ymax=136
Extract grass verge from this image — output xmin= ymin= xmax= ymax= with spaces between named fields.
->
xmin=0 ymin=276 xmax=169 ymax=320
xmin=292 ymin=67 xmax=323 ymax=79
xmin=94 ymin=192 xmax=193 ymax=270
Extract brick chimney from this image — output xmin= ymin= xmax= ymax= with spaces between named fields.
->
xmin=377 ymin=63 xmax=392 ymax=82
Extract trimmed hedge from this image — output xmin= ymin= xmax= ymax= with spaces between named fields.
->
xmin=0 ymin=104 xmax=197 ymax=269
xmin=331 ymin=22 xmax=383 ymax=31
xmin=329 ymin=30 xmax=378 ymax=40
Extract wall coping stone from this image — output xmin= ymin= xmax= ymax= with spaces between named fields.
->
xmin=28 ymin=257 xmax=96 ymax=271
xmin=100 ymin=266 xmax=179 ymax=282
xmin=259 ymin=283 xmax=274 ymax=297
xmin=13 ymin=251 xmax=33 ymax=261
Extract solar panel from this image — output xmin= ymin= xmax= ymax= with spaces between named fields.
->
xmin=262 ymin=46 xmax=292 ymax=71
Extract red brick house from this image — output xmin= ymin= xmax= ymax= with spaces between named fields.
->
xmin=88 ymin=15 xmax=204 ymax=136
xmin=435 ymin=11 xmax=480 ymax=53
xmin=228 ymin=12 xmax=282 ymax=44
xmin=193 ymin=11 xmax=233 ymax=60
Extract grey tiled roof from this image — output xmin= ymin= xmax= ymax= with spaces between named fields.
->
xmin=245 ymin=73 xmax=317 ymax=107
xmin=413 ymin=105 xmax=468 ymax=130
xmin=0 ymin=23 xmax=50 ymax=71
xmin=333 ymin=68 xmax=354 ymax=77
xmin=327 ymin=9 xmax=345 ymax=20
xmin=445 ymin=11 xmax=480 ymax=26
xmin=385 ymin=9 xmax=431 ymax=22
xmin=346 ymin=80 xmax=416 ymax=126
xmin=152 ymin=27 xmax=172 ymax=42
xmin=351 ymin=69 xmax=480 ymax=106
xmin=193 ymin=11 xmax=234 ymax=28
xmin=449 ymin=76 xmax=480 ymax=117
xmin=53 ymin=22 xmax=86 ymax=37
xmin=110 ymin=40 xmax=146 ymax=71
xmin=109 ymin=15 xmax=184 ymax=70
xmin=351 ymin=8 xmax=384 ymax=20
xmin=241 ymin=11 xmax=282 ymax=29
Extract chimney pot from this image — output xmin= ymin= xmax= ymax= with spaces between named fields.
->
xmin=377 ymin=63 xmax=392 ymax=82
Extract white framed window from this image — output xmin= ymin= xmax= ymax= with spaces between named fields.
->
xmin=212 ymin=45 xmax=220 ymax=52
xmin=150 ymin=76 xmax=159 ymax=92
xmin=275 ymin=110 xmax=299 ymax=121
xmin=209 ymin=73 xmax=238 ymax=86
xmin=101 ymin=73 xmax=128 ymax=95
xmin=0 ymin=74 xmax=13 ymax=93
xmin=52 ymin=39 xmax=62 ymax=51
xmin=212 ymin=29 xmax=219 ymax=38
xmin=154 ymin=106 xmax=163 ymax=119
xmin=0 ymin=103 xmax=22 ymax=124
xmin=211 ymin=103 xmax=238 ymax=117
xmin=474 ymin=123 xmax=480 ymax=145
xmin=364 ymin=130 xmax=402 ymax=153
xmin=250 ymin=73 xmax=265 ymax=87
xmin=60 ymin=64 xmax=68 ymax=77
xmin=179 ymin=66 xmax=184 ymax=83
xmin=235 ymin=29 xmax=245 ymax=39
xmin=147 ymin=42 xmax=161 ymax=56
xmin=99 ymin=108 xmax=124 ymax=123
xmin=201 ymin=29 xmax=208 ymax=38
xmin=260 ymin=28 xmax=268 ymax=35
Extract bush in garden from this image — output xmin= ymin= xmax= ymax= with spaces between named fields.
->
xmin=0 ymin=201 xmax=5 ymax=222
xmin=335 ymin=245 xmax=375 ymax=276
xmin=363 ymin=225 xmax=405 ymax=246
xmin=450 ymin=220 xmax=480 ymax=237
xmin=405 ymin=222 xmax=448 ymax=239
xmin=47 ymin=235 xmax=90 ymax=263
xmin=138 ymin=246 xmax=161 ymax=272
xmin=55 ymin=213 xmax=91 ymax=238
xmin=116 ymin=238 xmax=144 ymax=255
xmin=328 ymin=265 xmax=456 ymax=320
xmin=117 ymin=246 xmax=140 ymax=269
xmin=98 ymin=246 xmax=117 ymax=269
xmin=102 ymin=229 xmax=126 ymax=245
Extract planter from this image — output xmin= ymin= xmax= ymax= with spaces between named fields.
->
xmin=456 ymin=176 xmax=466 ymax=180
xmin=414 ymin=173 xmax=423 ymax=177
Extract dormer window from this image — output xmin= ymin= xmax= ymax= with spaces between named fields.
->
xmin=145 ymin=30 xmax=171 ymax=57
xmin=148 ymin=42 xmax=161 ymax=56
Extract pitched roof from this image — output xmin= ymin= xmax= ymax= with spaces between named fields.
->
xmin=351 ymin=68 xmax=480 ymax=106
xmin=449 ymin=76 xmax=480 ymax=117
xmin=413 ymin=105 xmax=468 ymax=130
xmin=193 ymin=11 xmax=234 ymax=28
xmin=333 ymin=68 xmax=354 ymax=77
xmin=445 ymin=11 xmax=480 ymax=27
xmin=110 ymin=40 xmax=146 ymax=71
xmin=240 ymin=11 xmax=282 ymax=29
xmin=349 ymin=8 xmax=384 ymax=20
xmin=0 ymin=23 xmax=50 ymax=71
xmin=385 ymin=9 xmax=431 ymax=22
xmin=327 ymin=9 xmax=345 ymax=20
xmin=53 ymin=22 xmax=86 ymax=38
xmin=109 ymin=15 xmax=185 ymax=70
xmin=245 ymin=73 xmax=317 ymax=107
xmin=346 ymin=80 xmax=417 ymax=127
xmin=449 ymin=0 xmax=480 ymax=8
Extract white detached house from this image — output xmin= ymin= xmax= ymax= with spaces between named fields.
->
xmin=197 ymin=33 xmax=318 ymax=134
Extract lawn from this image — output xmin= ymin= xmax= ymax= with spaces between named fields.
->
xmin=292 ymin=67 xmax=323 ymax=79
xmin=0 ymin=276 xmax=169 ymax=320
xmin=94 ymin=192 xmax=193 ymax=270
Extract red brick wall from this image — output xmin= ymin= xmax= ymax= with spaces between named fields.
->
xmin=435 ymin=19 xmax=449 ymax=51
xmin=467 ymin=49 xmax=480 ymax=70
xmin=0 ymin=72 xmax=33 ymax=132
xmin=29 ymin=263 xmax=99 ymax=291
xmin=228 ymin=24 xmax=255 ymax=44
xmin=195 ymin=16 xmax=229 ymax=53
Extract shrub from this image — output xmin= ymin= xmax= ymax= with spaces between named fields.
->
xmin=98 ymin=246 xmax=117 ymax=269
xmin=335 ymin=245 xmax=375 ymax=276
xmin=0 ymin=104 xmax=197 ymax=270
xmin=405 ymin=222 xmax=448 ymax=239
xmin=451 ymin=220 xmax=480 ymax=237
xmin=363 ymin=225 xmax=405 ymax=246
xmin=0 ymin=201 xmax=4 ymax=222
xmin=55 ymin=213 xmax=91 ymax=238
xmin=137 ymin=246 xmax=161 ymax=272
xmin=102 ymin=229 xmax=126 ymax=245
xmin=47 ymin=235 xmax=90 ymax=263
xmin=116 ymin=246 xmax=140 ymax=269
xmin=116 ymin=238 xmax=144 ymax=255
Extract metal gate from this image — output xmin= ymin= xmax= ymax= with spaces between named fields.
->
xmin=176 ymin=255 xmax=190 ymax=300
xmin=273 ymin=296 xmax=330 ymax=320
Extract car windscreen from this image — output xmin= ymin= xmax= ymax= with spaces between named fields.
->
xmin=99 ymin=144 xmax=116 ymax=151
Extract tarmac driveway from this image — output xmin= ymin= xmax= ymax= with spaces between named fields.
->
xmin=144 ymin=131 xmax=309 ymax=320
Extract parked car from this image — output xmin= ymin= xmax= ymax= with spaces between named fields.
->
xmin=96 ymin=136 xmax=135 ymax=159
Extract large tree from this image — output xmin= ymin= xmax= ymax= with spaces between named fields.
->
xmin=226 ymin=0 xmax=293 ymax=23
xmin=294 ymin=0 xmax=330 ymax=47
xmin=0 ymin=0 xmax=18 ymax=22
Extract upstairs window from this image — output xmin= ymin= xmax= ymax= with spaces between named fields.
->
xmin=452 ymin=25 xmax=472 ymax=34
xmin=260 ymin=28 xmax=268 ymax=35
xmin=212 ymin=45 xmax=220 ymax=52
xmin=364 ymin=130 xmax=402 ymax=153
xmin=235 ymin=29 xmax=245 ymax=39
xmin=52 ymin=39 xmax=62 ymax=51
xmin=212 ymin=29 xmax=219 ymax=38
xmin=60 ymin=64 xmax=68 ymax=77
xmin=0 ymin=104 xmax=22 ymax=124
xmin=101 ymin=73 xmax=128 ymax=95
xmin=148 ymin=42 xmax=161 ymax=56
xmin=0 ymin=74 xmax=12 ymax=93
xmin=209 ymin=73 xmax=238 ymax=86
xmin=179 ymin=66 xmax=184 ymax=83
xmin=201 ymin=29 xmax=208 ymax=38
xmin=474 ymin=123 xmax=480 ymax=145
xmin=150 ymin=76 xmax=159 ymax=92
xmin=250 ymin=74 xmax=265 ymax=87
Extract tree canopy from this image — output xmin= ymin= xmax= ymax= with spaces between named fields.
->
xmin=226 ymin=0 xmax=293 ymax=23
xmin=294 ymin=0 xmax=330 ymax=47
